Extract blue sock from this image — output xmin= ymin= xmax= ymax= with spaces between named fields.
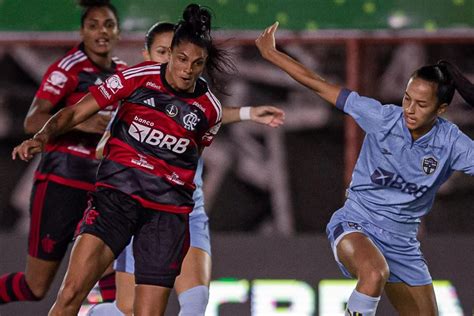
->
xmin=346 ymin=289 xmax=380 ymax=316
xmin=178 ymin=285 xmax=209 ymax=316
xmin=86 ymin=301 xmax=124 ymax=316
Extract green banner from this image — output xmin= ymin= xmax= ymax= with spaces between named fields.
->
xmin=0 ymin=0 xmax=473 ymax=31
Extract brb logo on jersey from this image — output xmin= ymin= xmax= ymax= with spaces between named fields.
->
xmin=106 ymin=75 xmax=123 ymax=93
xmin=422 ymin=156 xmax=438 ymax=175
xmin=128 ymin=116 xmax=190 ymax=154
xmin=370 ymin=167 xmax=429 ymax=198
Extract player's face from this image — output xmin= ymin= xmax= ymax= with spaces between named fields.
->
xmin=166 ymin=41 xmax=208 ymax=93
xmin=143 ymin=31 xmax=173 ymax=64
xmin=80 ymin=7 xmax=120 ymax=57
xmin=402 ymin=77 xmax=447 ymax=140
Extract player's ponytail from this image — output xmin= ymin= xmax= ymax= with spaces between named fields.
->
xmin=78 ymin=0 xmax=120 ymax=29
xmin=172 ymin=3 xmax=236 ymax=94
xmin=437 ymin=60 xmax=474 ymax=108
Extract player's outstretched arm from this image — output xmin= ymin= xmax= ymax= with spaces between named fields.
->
xmin=256 ymin=22 xmax=342 ymax=106
xmin=12 ymin=93 xmax=101 ymax=161
xmin=222 ymin=105 xmax=285 ymax=127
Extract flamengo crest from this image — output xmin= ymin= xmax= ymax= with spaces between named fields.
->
xmin=422 ymin=156 xmax=438 ymax=175
xmin=183 ymin=113 xmax=200 ymax=131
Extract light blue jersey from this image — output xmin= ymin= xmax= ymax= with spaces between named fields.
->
xmin=327 ymin=89 xmax=473 ymax=285
xmin=114 ymin=158 xmax=210 ymax=274
xmin=336 ymin=89 xmax=473 ymax=237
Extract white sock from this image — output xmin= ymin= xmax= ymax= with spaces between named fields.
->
xmin=346 ymin=289 xmax=380 ymax=316
xmin=178 ymin=285 xmax=209 ymax=316
xmin=86 ymin=301 xmax=124 ymax=316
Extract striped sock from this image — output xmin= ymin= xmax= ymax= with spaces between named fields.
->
xmin=0 ymin=272 xmax=39 ymax=304
xmin=98 ymin=272 xmax=116 ymax=303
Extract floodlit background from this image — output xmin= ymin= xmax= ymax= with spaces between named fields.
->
xmin=0 ymin=1 xmax=473 ymax=315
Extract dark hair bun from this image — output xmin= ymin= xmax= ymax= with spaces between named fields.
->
xmin=182 ymin=3 xmax=211 ymax=36
xmin=78 ymin=0 xmax=110 ymax=8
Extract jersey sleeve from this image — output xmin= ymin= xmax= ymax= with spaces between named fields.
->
xmin=336 ymin=88 xmax=400 ymax=134
xmin=450 ymin=130 xmax=474 ymax=175
xmin=200 ymin=90 xmax=222 ymax=147
xmin=35 ymin=64 xmax=76 ymax=108
xmin=89 ymin=72 xmax=133 ymax=109
xmin=201 ymin=121 xmax=221 ymax=147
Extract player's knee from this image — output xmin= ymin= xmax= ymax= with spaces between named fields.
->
xmin=116 ymin=299 xmax=134 ymax=315
xmin=28 ymin=286 xmax=48 ymax=300
xmin=360 ymin=265 xmax=389 ymax=288
xmin=178 ymin=285 xmax=209 ymax=316
xmin=25 ymin=277 xmax=51 ymax=300
xmin=57 ymin=279 xmax=88 ymax=305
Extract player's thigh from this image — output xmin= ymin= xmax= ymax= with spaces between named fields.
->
xmin=63 ymin=234 xmax=115 ymax=293
xmin=385 ymin=282 xmax=437 ymax=316
xmin=175 ymin=247 xmax=212 ymax=294
xmin=337 ymin=232 xmax=388 ymax=278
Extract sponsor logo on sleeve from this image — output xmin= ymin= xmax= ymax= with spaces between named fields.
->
xmin=209 ymin=122 xmax=221 ymax=135
xmin=47 ymin=71 xmax=68 ymax=88
xmin=422 ymin=156 xmax=438 ymax=175
xmin=98 ymin=85 xmax=112 ymax=100
xmin=43 ymin=83 xmax=61 ymax=95
xmin=105 ymin=75 xmax=123 ymax=93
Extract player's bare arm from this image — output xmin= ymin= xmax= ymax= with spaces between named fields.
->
xmin=256 ymin=22 xmax=341 ymax=106
xmin=23 ymin=98 xmax=55 ymax=134
xmin=12 ymin=93 xmax=101 ymax=161
xmin=25 ymin=97 xmax=111 ymax=135
xmin=222 ymin=105 xmax=285 ymax=127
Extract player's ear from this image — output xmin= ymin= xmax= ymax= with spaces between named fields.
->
xmin=142 ymin=49 xmax=151 ymax=61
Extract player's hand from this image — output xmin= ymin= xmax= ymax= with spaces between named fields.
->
xmin=250 ymin=105 xmax=285 ymax=127
xmin=256 ymin=21 xmax=279 ymax=59
xmin=74 ymin=112 xmax=111 ymax=134
xmin=12 ymin=134 xmax=47 ymax=161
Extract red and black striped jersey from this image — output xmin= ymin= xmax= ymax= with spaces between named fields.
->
xmin=34 ymin=43 xmax=127 ymax=190
xmin=89 ymin=61 xmax=222 ymax=213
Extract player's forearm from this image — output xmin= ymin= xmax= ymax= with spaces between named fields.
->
xmin=263 ymin=49 xmax=341 ymax=105
xmin=24 ymin=113 xmax=53 ymax=134
xmin=33 ymin=107 xmax=78 ymax=143
xmin=222 ymin=106 xmax=241 ymax=124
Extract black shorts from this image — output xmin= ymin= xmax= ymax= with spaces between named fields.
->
xmin=79 ymin=188 xmax=190 ymax=288
xmin=28 ymin=180 xmax=89 ymax=260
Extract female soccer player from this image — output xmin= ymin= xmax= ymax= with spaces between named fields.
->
xmin=88 ymin=22 xmax=284 ymax=316
xmin=256 ymin=22 xmax=473 ymax=315
xmin=12 ymin=4 xmax=245 ymax=316
xmin=0 ymin=0 xmax=124 ymax=305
